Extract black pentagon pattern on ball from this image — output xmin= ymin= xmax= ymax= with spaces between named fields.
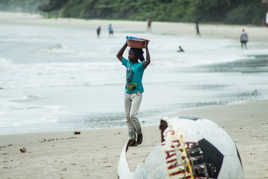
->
xmin=198 ymin=138 xmax=224 ymax=178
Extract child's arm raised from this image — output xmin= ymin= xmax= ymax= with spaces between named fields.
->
xmin=116 ymin=42 xmax=128 ymax=62
xmin=142 ymin=41 xmax=150 ymax=68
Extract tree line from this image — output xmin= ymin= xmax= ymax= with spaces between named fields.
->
xmin=0 ymin=0 xmax=266 ymax=25
xmin=0 ymin=0 xmax=47 ymax=13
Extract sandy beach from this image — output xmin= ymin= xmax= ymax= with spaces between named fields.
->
xmin=0 ymin=12 xmax=268 ymax=178
xmin=0 ymin=100 xmax=267 ymax=179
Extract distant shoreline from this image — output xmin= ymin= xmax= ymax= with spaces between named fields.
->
xmin=1 ymin=12 xmax=268 ymax=43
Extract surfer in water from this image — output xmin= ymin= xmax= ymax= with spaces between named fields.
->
xmin=116 ymin=40 xmax=150 ymax=148
xmin=177 ymin=46 xmax=184 ymax=53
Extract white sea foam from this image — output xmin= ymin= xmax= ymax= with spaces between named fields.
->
xmin=0 ymin=57 xmax=12 ymax=67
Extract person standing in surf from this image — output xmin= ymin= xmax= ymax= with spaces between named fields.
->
xmin=240 ymin=28 xmax=248 ymax=49
xmin=96 ymin=26 xmax=101 ymax=38
xmin=147 ymin=17 xmax=152 ymax=31
xmin=108 ymin=24 xmax=114 ymax=37
xmin=116 ymin=40 xmax=150 ymax=147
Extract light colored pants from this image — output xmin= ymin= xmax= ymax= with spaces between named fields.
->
xmin=124 ymin=92 xmax=142 ymax=140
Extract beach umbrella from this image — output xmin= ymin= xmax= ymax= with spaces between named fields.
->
xmin=118 ymin=117 xmax=244 ymax=179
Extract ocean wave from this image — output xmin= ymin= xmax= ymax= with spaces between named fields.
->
xmin=218 ymin=89 xmax=260 ymax=99
xmin=0 ymin=57 xmax=11 ymax=65
xmin=194 ymin=54 xmax=268 ymax=73
xmin=42 ymin=43 xmax=76 ymax=55
xmin=10 ymin=95 xmax=42 ymax=103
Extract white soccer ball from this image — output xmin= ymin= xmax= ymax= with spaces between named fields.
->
xmin=118 ymin=116 xmax=244 ymax=179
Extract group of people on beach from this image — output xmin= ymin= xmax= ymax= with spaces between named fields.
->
xmin=96 ymin=24 xmax=114 ymax=38
xmin=97 ymin=18 xmax=153 ymax=38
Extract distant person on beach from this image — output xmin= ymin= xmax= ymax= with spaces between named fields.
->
xmin=147 ymin=17 xmax=152 ymax=30
xmin=240 ymin=28 xmax=248 ymax=49
xmin=96 ymin=26 xmax=101 ymax=38
xmin=108 ymin=24 xmax=114 ymax=37
xmin=116 ymin=40 xmax=150 ymax=148
xmin=195 ymin=20 xmax=200 ymax=35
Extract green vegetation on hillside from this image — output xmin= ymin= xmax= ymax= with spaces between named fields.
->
xmin=0 ymin=0 xmax=266 ymax=25
xmin=0 ymin=0 xmax=47 ymax=13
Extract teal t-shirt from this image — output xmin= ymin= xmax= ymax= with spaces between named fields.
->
xmin=122 ymin=57 xmax=145 ymax=94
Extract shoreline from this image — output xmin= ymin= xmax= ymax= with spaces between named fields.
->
xmin=1 ymin=12 xmax=268 ymax=42
xmin=1 ymin=100 xmax=268 ymax=178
